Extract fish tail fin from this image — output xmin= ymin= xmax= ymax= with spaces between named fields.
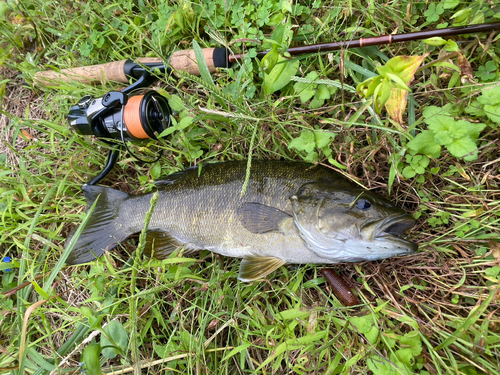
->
xmin=66 ymin=185 xmax=132 ymax=265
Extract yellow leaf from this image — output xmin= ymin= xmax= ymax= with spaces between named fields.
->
xmin=385 ymin=55 xmax=427 ymax=125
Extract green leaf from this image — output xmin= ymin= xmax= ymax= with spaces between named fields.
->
xmin=423 ymin=37 xmax=447 ymax=46
xmin=309 ymin=96 xmax=324 ymax=109
xmin=407 ymin=131 xmax=441 ymax=159
xmin=298 ymin=89 xmax=315 ymax=103
xmin=316 ymin=85 xmax=331 ymax=100
xmin=433 ymin=130 xmax=453 ymax=145
xmin=350 ymin=315 xmax=374 ymax=333
xmin=477 ymin=86 xmax=500 ymax=106
xmin=289 ymin=131 xmax=316 ymax=153
xmin=465 ymin=100 xmax=486 ymax=117
xmin=443 ymin=0 xmax=460 ymax=9
xmin=447 ymin=136 xmax=478 ymax=160
xmin=395 ymin=348 xmax=413 ymax=366
xmin=281 ymin=0 xmax=292 ymax=13
xmin=151 ymin=163 xmax=162 ymax=179
xmin=261 ymin=46 xmax=279 ymax=73
xmin=367 ymin=356 xmax=395 ymax=375
xmin=82 ymin=343 xmax=103 ymax=375
xmin=485 ymin=266 xmax=500 ymax=278
xmin=484 ymin=105 xmax=500 ymax=123
xmin=0 ymin=1 xmax=9 ymax=19
xmin=400 ymin=331 xmax=422 ymax=356
xmin=32 ymin=280 xmax=50 ymax=300
xmin=433 ymin=61 xmax=460 ymax=72
xmin=444 ymin=40 xmax=459 ymax=52
xmin=386 ymin=73 xmax=410 ymax=91
xmin=168 ymin=95 xmax=185 ymax=112
xmin=192 ymin=39 xmax=215 ymax=88
xmin=328 ymin=156 xmax=347 ymax=169
xmin=179 ymin=115 xmax=194 ymax=129
xmin=402 ymin=166 xmax=416 ymax=178
xmin=315 ymin=131 xmax=335 ymax=148
xmin=263 ymin=56 xmax=300 ymax=96
xmin=101 ymin=321 xmax=129 ymax=359
xmin=365 ymin=326 xmax=380 ymax=345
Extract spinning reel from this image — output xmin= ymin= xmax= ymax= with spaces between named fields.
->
xmin=67 ymin=60 xmax=172 ymax=185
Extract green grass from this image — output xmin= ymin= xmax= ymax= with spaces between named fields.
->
xmin=1 ymin=0 xmax=500 ymax=374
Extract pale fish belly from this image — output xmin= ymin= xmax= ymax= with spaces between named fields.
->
xmin=207 ymin=217 xmax=334 ymax=264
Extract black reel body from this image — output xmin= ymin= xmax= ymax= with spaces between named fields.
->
xmin=68 ymin=91 xmax=171 ymax=141
xmin=67 ymin=61 xmax=172 ymax=185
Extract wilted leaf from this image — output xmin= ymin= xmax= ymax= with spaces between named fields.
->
xmin=385 ymin=55 xmax=426 ymax=83
xmin=384 ymin=55 xmax=425 ymax=124
xmin=457 ymin=53 xmax=474 ymax=83
xmin=385 ymin=88 xmax=408 ymax=124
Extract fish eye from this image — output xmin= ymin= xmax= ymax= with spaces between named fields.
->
xmin=355 ymin=199 xmax=372 ymax=210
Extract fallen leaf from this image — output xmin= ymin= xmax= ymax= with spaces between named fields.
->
xmin=457 ymin=53 xmax=475 ymax=83
xmin=21 ymin=130 xmax=33 ymax=141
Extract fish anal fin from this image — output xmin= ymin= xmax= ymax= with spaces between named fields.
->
xmin=144 ymin=230 xmax=199 ymax=259
xmin=238 ymin=256 xmax=286 ymax=282
xmin=238 ymin=202 xmax=291 ymax=234
xmin=144 ymin=230 xmax=183 ymax=259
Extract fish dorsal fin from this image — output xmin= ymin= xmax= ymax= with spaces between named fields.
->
xmin=238 ymin=256 xmax=286 ymax=282
xmin=154 ymin=166 xmax=198 ymax=187
xmin=144 ymin=230 xmax=184 ymax=259
xmin=237 ymin=203 xmax=291 ymax=234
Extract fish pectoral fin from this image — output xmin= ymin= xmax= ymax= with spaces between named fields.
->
xmin=237 ymin=202 xmax=291 ymax=234
xmin=238 ymin=256 xmax=286 ymax=282
xmin=144 ymin=230 xmax=186 ymax=259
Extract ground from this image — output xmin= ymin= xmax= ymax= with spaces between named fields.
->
xmin=1 ymin=1 xmax=500 ymax=374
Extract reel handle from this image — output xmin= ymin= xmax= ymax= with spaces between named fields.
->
xmin=34 ymin=48 xmax=229 ymax=86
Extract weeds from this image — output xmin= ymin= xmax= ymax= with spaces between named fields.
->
xmin=1 ymin=0 xmax=500 ymax=374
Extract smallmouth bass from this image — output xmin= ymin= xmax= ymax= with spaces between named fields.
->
xmin=66 ymin=161 xmax=418 ymax=281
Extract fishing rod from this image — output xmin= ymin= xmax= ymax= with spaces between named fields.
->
xmin=231 ymin=22 xmax=500 ymax=61
xmin=34 ymin=22 xmax=500 ymax=85
xmin=33 ymin=22 xmax=500 ymax=185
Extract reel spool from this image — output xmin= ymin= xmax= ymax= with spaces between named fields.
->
xmin=68 ymin=91 xmax=171 ymax=141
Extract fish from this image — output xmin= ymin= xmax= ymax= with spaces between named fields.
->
xmin=66 ymin=160 xmax=418 ymax=281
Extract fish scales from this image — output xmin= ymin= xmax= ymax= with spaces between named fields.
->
xmin=121 ymin=161 xmax=332 ymax=261
xmin=66 ymin=161 xmax=417 ymax=281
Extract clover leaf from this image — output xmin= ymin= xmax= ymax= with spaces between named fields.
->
xmin=288 ymin=129 xmax=335 ymax=161
xmin=476 ymin=61 xmax=497 ymax=82
xmin=424 ymin=3 xmax=444 ymax=23
xmin=409 ymin=105 xmax=485 ymax=161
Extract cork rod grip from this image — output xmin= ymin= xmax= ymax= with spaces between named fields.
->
xmin=34 ymin=60 xmax=131 ymax=86
xmin=169 ymin=48 xmax=216 ymax=76
xmin=33 ymin=48 xmax=228 ymax=85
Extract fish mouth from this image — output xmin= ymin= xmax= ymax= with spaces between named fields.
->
xmin=363 ymin=214 xmax=418 ymax=253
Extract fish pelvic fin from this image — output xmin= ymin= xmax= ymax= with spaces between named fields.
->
xmin=238 ymin=255 xmax=286 ymax=282
xmin=66 ymin=185 xmax=131 ymax=265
